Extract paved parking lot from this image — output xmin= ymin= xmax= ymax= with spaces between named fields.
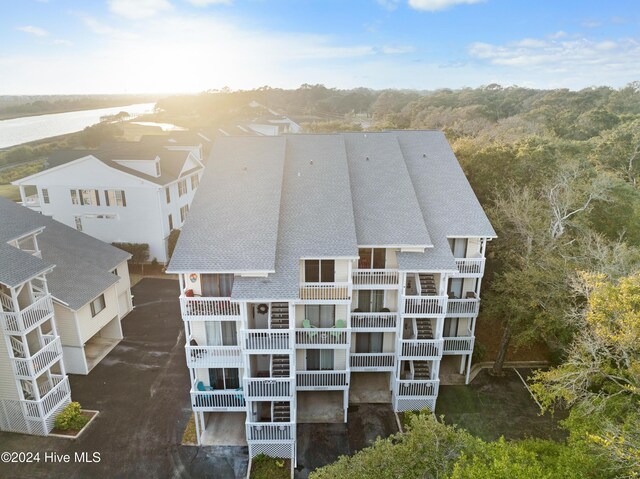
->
xmin=0 ymin=278 xmax=248 ymax=479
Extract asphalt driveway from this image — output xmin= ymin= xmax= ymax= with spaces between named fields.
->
xmin=0 ymin=278 xmax=248 ymax=479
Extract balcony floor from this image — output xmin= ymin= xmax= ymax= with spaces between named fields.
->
xmin=349 ymin=372 xmax=392 ymax=404
xmin=297 ymin=391 xmax=344 ymax=423
xmin=439 ymin=355 xmax=468 ymax=385
xmin=201 ymin=412 xmax=247 ymax=446
xmin=85 ymin=336 xmax=121 ymax=373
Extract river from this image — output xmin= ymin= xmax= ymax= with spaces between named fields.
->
xmin=0 ymin=103 xmax=156 ymax=149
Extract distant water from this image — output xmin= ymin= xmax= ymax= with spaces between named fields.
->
xmin=0 ymin=103 xmax=156 ymax=149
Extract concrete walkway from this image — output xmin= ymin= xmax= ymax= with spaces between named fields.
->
xmin=0 ymin=278 xmax=248 ymax=479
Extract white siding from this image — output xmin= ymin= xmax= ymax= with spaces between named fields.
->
xmin=0 ymin=339 xmax=19 ymax=401
xmin=76 ymin=285 xmax=119 ymax=343
xmin=53 ymin=303 xmax=81 ymax=347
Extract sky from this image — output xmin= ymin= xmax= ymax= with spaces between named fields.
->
xmin=0 ymin=0 xmax=639 ymax=94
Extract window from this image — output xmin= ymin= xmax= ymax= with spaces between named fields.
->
xmin=105 ymin=189 xmax=126 ymax=207
xmin=447 ymin=278 xmax=463 ymax=299
xmin=42 ymin=189 xmax=50 ymax=204
xmin=358 ymin=248 xmax=385 ymax=269
xmin=304 ymin=305 xmax=335 ymax=328
xmin=448 ymin=238 xmax=468 ymax=259
xmin=180 ymin=204 xmax=189 ymax=223
xmin=208 ymin=368 xmax=240 ymax=389
xmin=168 ymin=214 xmax=173 ymax=231
xmin=71 ymin=189 xmax=100 ymax=206
xmin=356 ymin=332 xmax=383 ymax=353
xmin=190 ymin=174 xmax=199 ymax=190
xmin=444 ymin=318 xmax=459 ymax=338
xmin=205 ymin=321 xmax=238 ymax=346
xmin=201 ymin=274 xmax=234 ymax=297
xmin=74 ymin=216 xmax=82 ymax=231
xmin=155 ymin=161 xmax=161 ymax=177
xmin=84 ymin=214 xmax=117 ymax=220
xmin=304 ymin=260 xmax=334 ymax=282
xmin=165 ymin=187 xmax=171 ymax=204
xmin=178 ymin=179 xmax=187 ymax=197
xmin=357 ymin=290 xmax=385 ymax=312
xmin=307 ymin=350 xmax=334 ymax=371
xmin=90 ymin=294 xmax=106 ymax=317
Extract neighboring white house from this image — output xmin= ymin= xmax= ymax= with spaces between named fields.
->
xmin=12 ymin=139 xmax=205 ymax=263
xmin=167 ymin=131 xmax=496 ymax=463
xmin=0 ymin=198 xmax=132 ymax=435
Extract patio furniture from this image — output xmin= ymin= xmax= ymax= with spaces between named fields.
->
xmin=465 ymin=291 xmax=477 ymax=299
xmin=302 ymin=319 xmax=318 ymax=339
xmin=196 ymin=380 xmax=214 ymax=392
xmin=330 ymin=319 xmax=346 ymax=340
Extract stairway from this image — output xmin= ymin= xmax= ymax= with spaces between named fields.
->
xmin=415 ymin=318 xmax=433 ymax=340
xmin=273 ymin=401 xmax=291 ymax=422
xmin=419 ymin=273 xmax=437 ymax=296
xmin=271 ymin=354 xmax=290 ymax=378
xmin=413 ymin=361 xmax=431 ymax=380
xmin=10 ymin=336 xmax=26 ymax=359
xmin=270 ymin=302 xmax=289 ymax=329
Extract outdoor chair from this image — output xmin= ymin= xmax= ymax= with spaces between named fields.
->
xmin=330 ymin=319 xmax=346 ymax=340
xmin=196 ymin=380 xmax=214 ymax=392
xmin=302 ymin=319 xmax=318 ymax=339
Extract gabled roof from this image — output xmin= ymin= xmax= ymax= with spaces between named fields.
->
xmin=0 ymin=198 xmax=131 ymax=309
xmin=168 ymin=131 xmax=496 ymax=298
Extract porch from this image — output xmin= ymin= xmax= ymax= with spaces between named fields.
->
xmin=439 ymin=354 xmax=470 ymax=385
xmin=200 ymin=412 xmax=247 ymax=446
xmin=349 ymin=372 xmax=392 ymax=404
xmin=296 ymin=390 xmax=345 ymax=423
xmin=84 ymin=315 xmax=123 ymax=374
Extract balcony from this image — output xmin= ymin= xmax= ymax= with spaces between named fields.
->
xmin=240 ymin=330 xmax=292 ymax=352
xmin=399 ymin=339 xmax=443 ymax=359
xmin=395 ymin=379 xmax=439 ymax=398
xmin=443 ymin=336 xmax=475 ymax=354
xmin=454 ymin=258 xmax=485 ymax=277
xmin=295 ymin=328 xmax=349 ymax=348
xmin=352 ymin=269 xmax=399 ymax=288
xmin=12 ymin=335 xmax=62 ymax=378
xmin=296 ymin=370 xmax=349 ymax=390
xmin=22 ymin=375 xmax=71 ymax=419
xmin=299 ymin=282 xmax=350 ymax=302
xmin=0 ymin=294 xmax=54 ymax=335
xmin=243 ymin=378 xmax=293 ymax=400
xmin=246 ymin=422 xmax=295 ymax=442
xmin=23 ymin=195 xmax=41 ymax=208
xmin=179 ymin=296 xmax=241 ymax=320
xmin=446 ymin=298 xmax=480 ymax=317
xmin=351 ymin=312 xmax=397 ymax=331
xmin=350 ymin=353 xmax=395 ymax=371
xmin=185 ymin=344 xmax=242 ymax=368
xmin=403 ymin=296 xmax=447 ymax=317
xmin=191 ymin=385 xmax=245 ymax=412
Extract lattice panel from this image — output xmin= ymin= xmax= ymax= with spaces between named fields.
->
xmin=395 ymin=398 xmax=436 ymax=412
xmin=0 ymin=399 xmax=29 ymax=434
xmin=249 ymin=442 xmax=295 ymax=459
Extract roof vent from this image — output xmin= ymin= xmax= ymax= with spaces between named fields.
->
xmin=365 ymin=156 xmax=369 ymax=161
xmin=422 ymin=153 xmax=427 ymax=158
xmin=297 ymin=172 xmax=301 ymax=177
xmin=310 ymin=160 xmax=313 ymax=165
xmin=243 ymin=166 xmax=248 ymax=171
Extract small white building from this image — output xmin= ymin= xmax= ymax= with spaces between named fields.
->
xmin=12 ymin=140 xmax=205 ymax=264
xmin=167 ymin=131 xmax=496 ymax=463
xmin=0 ymin=198 xmax=132 ymax=435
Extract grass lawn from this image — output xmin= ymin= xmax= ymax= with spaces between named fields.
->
xmin=435 ymin=368 xmax=568 ymax=442
xmin=181 ymin=414 xmax=197 ymax=445
xmin=250 ymin=454 xmax=290 ymax=479
xmin=0 ymin=184 xmax=20 ymax=201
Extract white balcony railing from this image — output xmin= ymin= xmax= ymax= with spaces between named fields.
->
xmin=400 ymin=339 xmax=443 ymax=359
xmin=0 ymin=294 xmax=54 ymax=334
xmin=22 ymin=375 xmax=70 ymax=419
xmin=13 ymin=335 xmax=62 ymax=378
xmin=243 ymin=378 xmax=293 ymax=399
xmin=454 ymin=258 xmax=485 ymax=276
xmin=403 ymin=296 xmax=447 ymax=316
xmin=295 ymin=328 xmax=349 ymax=348
xmin=185 ymin=345 xmax=242 ymax=368
xmin=299 ymin=282 xmax=351 ymax=301
xmin=446 ymin=298 xmax=480 ymax=317
xmin=296 ymin=371 xmax=349 ymax=389
xmin=351 ymin=312 xmax=397 ymax=330
xmin=240 ymin=330 xmax=291 ymax=351
xmin=191 ymin=388 xmax=245 ymax=411
xmin=352 ymin=269 xmax=399 ymax=287
xmin=179 ymin=296 xmax=241 ymax=320
xmin=350 ymin=353 xmax=395 ymax=370
xmin=443 ymin=336 xmax=475 ymax=354
xmin=246 ymin=422 xmax=295 ymax=442
xmin=396 ymin=379 xmax=439 ymax=398
xmin=23 ymin=195 xmax=41 ymax=208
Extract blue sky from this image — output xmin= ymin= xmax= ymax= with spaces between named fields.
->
xmin=0 ymin=0 xmax=638 ymax=94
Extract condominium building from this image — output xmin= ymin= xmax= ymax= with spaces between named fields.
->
xmin=0 ymin=198 xmax=132 ymax=435
xmin=12 ymin=138 xmax=204 ymax=263
xmin=167 ymin=131 xmax=495 ymax=461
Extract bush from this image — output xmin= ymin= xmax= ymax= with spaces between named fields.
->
xmin=54 ymin=402 xmax=89 ymax=431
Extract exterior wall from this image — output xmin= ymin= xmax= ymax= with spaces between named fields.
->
xmin=61 ymin=346 xmax=88 ymax=375
xmin=53 ymin=303 xmax=81 ymax=347
xmin=76 ymin=285 xmax=119 ymax=344
xmin=0 ymin=338 xmax=20 ymax=401
xmin=114 ymin=261 xmax=133 ymax=317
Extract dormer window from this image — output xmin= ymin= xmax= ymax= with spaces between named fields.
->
xmin=155 ymin=160 xmax=161 ymax=177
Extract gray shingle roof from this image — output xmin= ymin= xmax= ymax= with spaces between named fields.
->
xmin=168 ymin=131 xmax=495 ymax=297
xmin=0 ymin=198 xmax=130 ymax=309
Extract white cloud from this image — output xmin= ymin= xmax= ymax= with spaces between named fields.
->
xmin=16 ymin=25 xmax=49 ymax=36
xmin=184 ymin=0 xmax=232 ymax=6
xmin=52 ymin=39 xmax=74 ymax=46
xmin=107 ymin=0 xmax=173 ymax=19
xmin=376 ymin=0 xmax=401 ymax=11
xmin=408 ymin=0 xmax=485 ymax=12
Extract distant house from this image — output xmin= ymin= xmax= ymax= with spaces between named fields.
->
xmin=0 ymin=198 xmax=132 ymax=436
xmin=12 ymin=139 xmax=204 ymax=263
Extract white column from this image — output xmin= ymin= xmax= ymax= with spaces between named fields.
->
xmin=465 ymin=354 xmax=473 ymax=385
